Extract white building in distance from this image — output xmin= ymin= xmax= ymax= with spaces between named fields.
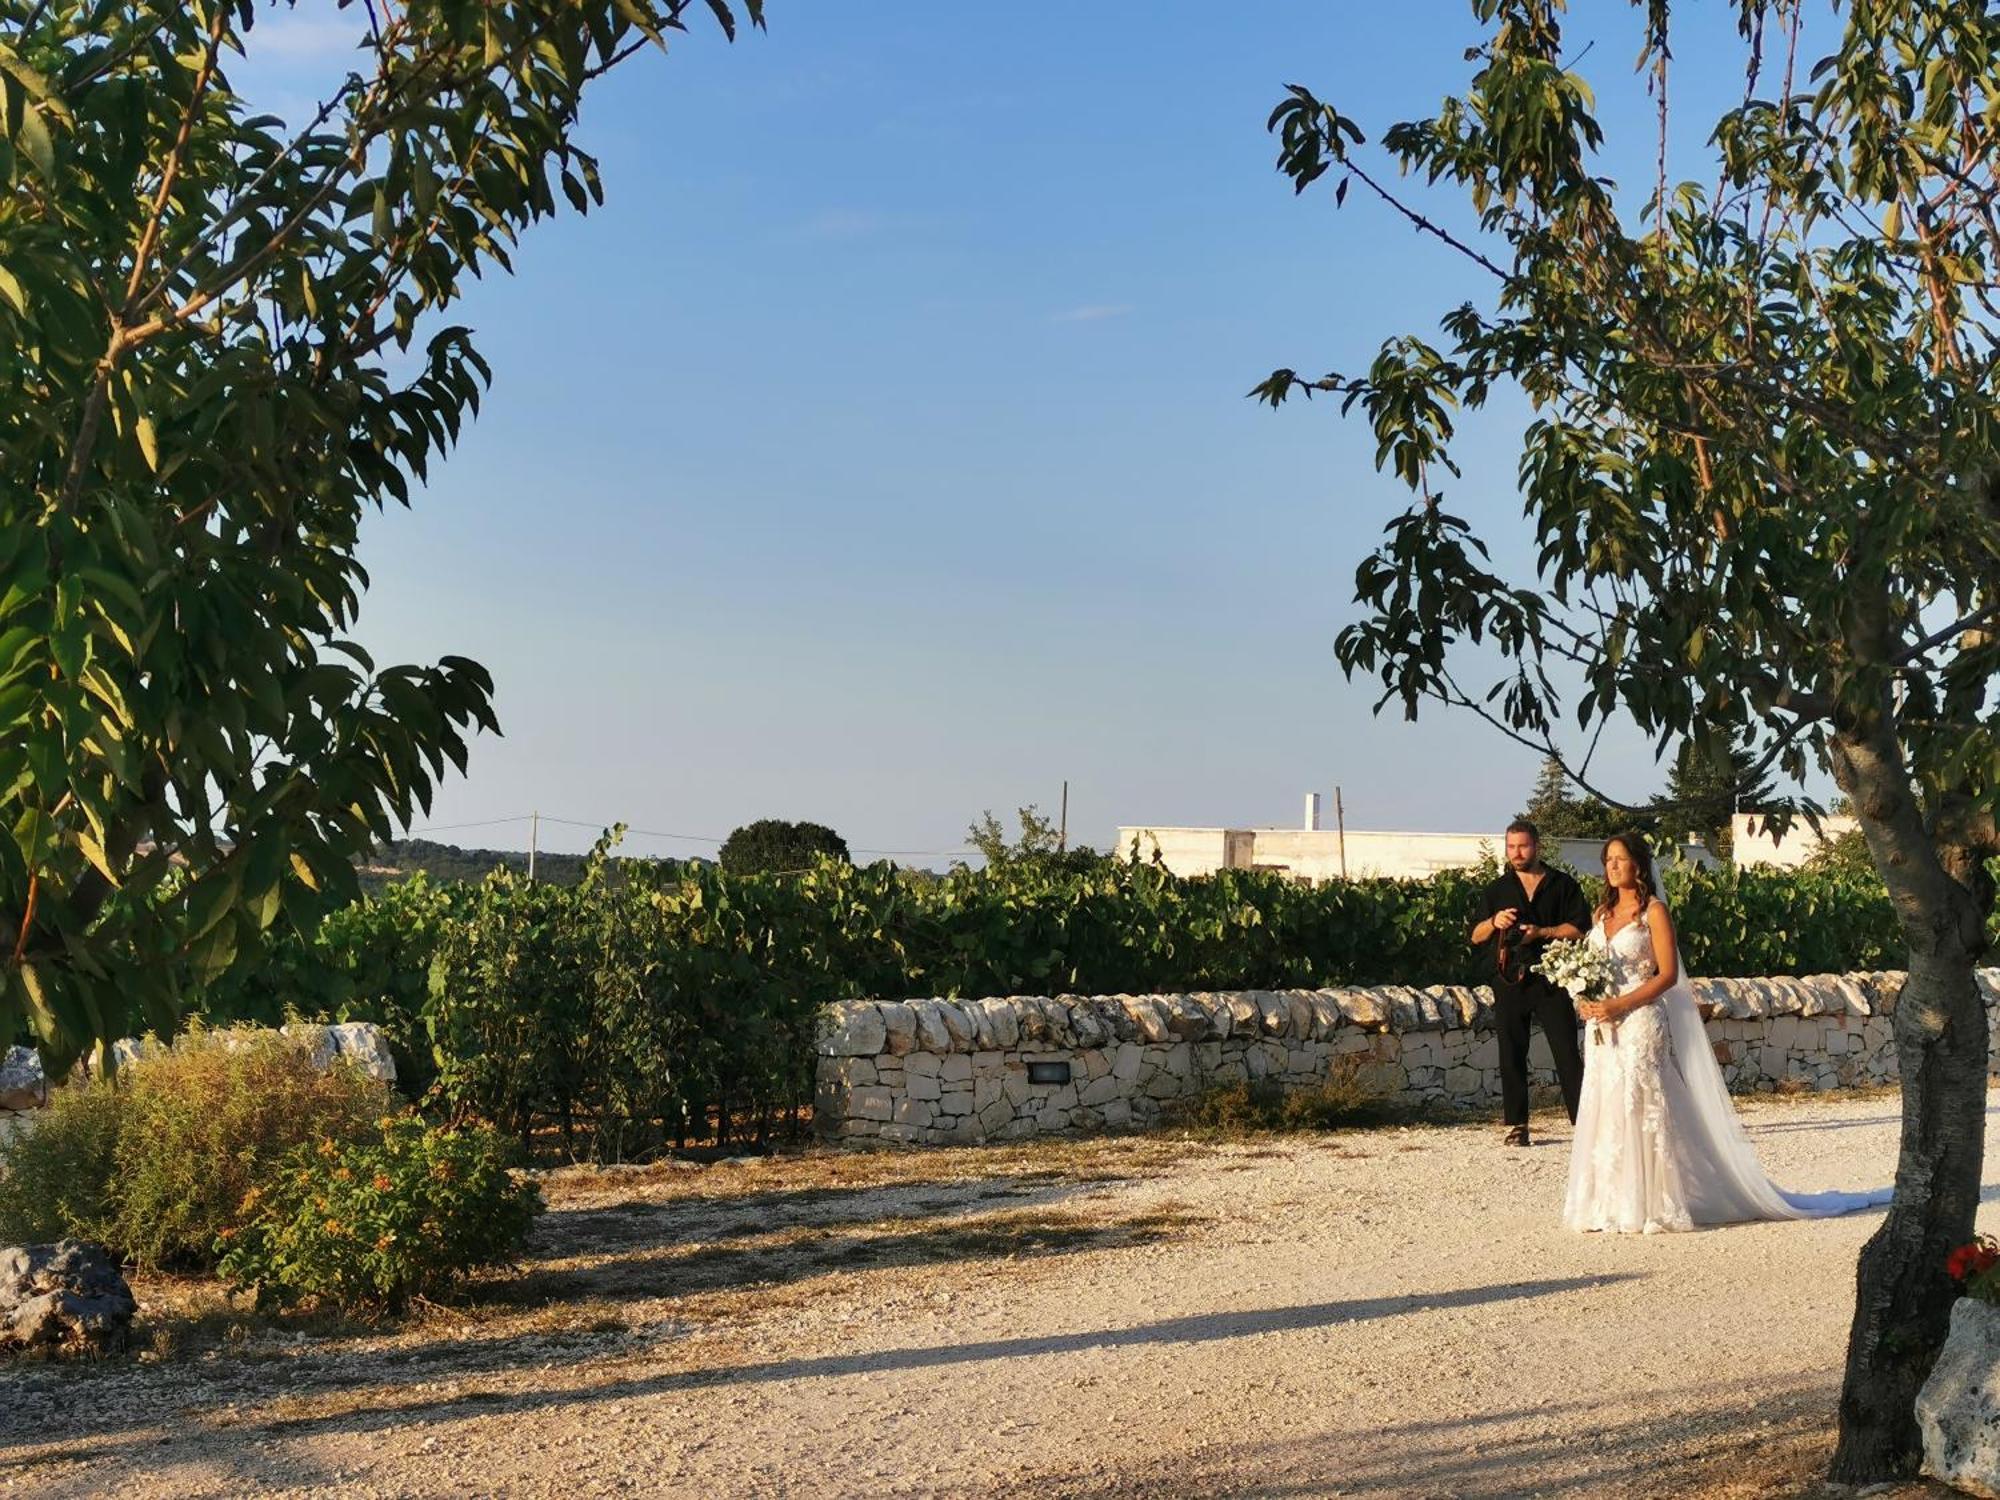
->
xmin=1116 ymin=794 xmax=1724 ymax=882
xmin=1731 ymin=812 xmax=1859 ymax=869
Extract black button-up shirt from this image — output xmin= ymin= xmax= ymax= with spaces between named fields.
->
xmin=1472 ymin=867 xmax=1592 ymax=1002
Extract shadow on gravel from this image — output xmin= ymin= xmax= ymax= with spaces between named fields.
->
xmin=1740 ymin=1113 xmax=1901 ymax=1137
xmin=479 ymin=1201 xmax=1202 ymax=1307
xmin=4 ymin=1275 xmax=1646 ymax=1493
xmin=200 ymin=1273 xmax=1646 ymax=1444
xmin=990 ymin=1371 xmax=1854 ymax=1499
xmin=540 ymin=1168 xmax=1097 ymax=1252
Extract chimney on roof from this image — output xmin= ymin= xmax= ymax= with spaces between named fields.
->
xmin=1304 ymin=792 xmax=1322 ymax=832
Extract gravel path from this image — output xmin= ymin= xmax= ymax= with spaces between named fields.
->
xmin=1 ymin=1092 xmax=1979 ymax=1499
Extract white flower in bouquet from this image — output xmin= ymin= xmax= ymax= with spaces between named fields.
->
xmin=1534 ymin=938 xmax=1616 ymax=1006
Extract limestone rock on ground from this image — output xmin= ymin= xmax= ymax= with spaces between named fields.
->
xmin=0 ymin=1240 xmax=136 ymax=1356
xmin=1918 ymin=1296 xmax=2000 ymax=1499
xmin=0 ymin=1045 xmax=45 ymax=1111
xmin=325 ymin=1022 xmax=398 ymax=1083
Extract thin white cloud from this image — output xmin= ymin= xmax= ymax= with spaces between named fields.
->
xmin=1053 ymin=304 xmax=1134 ymax=323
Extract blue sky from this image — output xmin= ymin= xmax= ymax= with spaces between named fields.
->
xmin=243 ymin=3 xmax=1795 ymax=863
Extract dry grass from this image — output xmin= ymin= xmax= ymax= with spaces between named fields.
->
xmin=96 ymin=1129 xmax=1225 ymax=1378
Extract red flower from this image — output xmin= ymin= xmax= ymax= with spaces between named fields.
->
xmin=1946 ymin=1240 xmax=2000 ymax=1281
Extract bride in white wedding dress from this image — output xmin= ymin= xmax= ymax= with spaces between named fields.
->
xmin=1562 ymin=833 xmax=1893 ymax=1234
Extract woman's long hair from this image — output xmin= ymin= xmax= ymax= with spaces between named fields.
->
xmin=1595 ymin=831 xmax=1659 ymax=921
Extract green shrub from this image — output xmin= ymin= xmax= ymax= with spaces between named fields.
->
xmin=218 ymin=1115 xmax=541 ymax=1312
xmin=0 ymin=1027 xmax=391 ymax=1269
xmin=183 ymin=841 xmax=1972 ymax=1162
xmin=0 ymin=1081 xmax=124 ymax=1246
xmin=195 ymin=874 xmax=461 ymax=1096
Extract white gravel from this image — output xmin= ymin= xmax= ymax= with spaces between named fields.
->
xmin=1 ymin=1091 xmax=1975 ymax=1499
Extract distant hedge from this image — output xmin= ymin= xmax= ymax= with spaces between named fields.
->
xmin=195 ymin=852 xmax=1937 ymax=1161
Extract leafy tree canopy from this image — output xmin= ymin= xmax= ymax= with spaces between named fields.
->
xmin=1652 ymin=733 xmax=1777 ymax=855
xmin=0 ymin=0 xmax=761 ymax=1073
xmin=966 ymin=805 xmax=1103 ymax=874
xmin=1256 ymin=0 xmax=2000 ymax=1475
xmin=717 ymin=819 xmax=850 ymax=876
xmin=1519 ymin=755 xmax=1632 ymax=841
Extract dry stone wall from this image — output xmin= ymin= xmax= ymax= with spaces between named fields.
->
xmin=814 ymin=971 xmax=2000 ymax=1146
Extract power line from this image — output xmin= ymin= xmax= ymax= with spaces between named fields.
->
xmin=401 ymin=810 xmax=986 ymax=860
xmin=399 ymin=814 xmax=535 ymax=835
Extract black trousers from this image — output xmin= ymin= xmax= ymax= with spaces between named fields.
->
xmin=1495 ymin=987 xmax=1585 ymax=1126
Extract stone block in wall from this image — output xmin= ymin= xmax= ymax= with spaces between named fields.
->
xmin=1468 ymin=1034 xmax=1499 ymax=1070
xmin=905 ymin=1053 xmax=940 ymax=1078
xmin=941 ymin=1054 xmax=972 ymax=1083
xmin=1249 ymin=993 xmax=1284 ymax=1037
xmin=878 ymin=1002 xmax=918 ymax=1055
xmin=911 ymin=1001 xmax=954 ymax=1052
xmin=1282 ymin=993 xmax=1313 ymax=1039
xmin=1161 ymin=996 xmax=1208 ymax=1041
xmin=1194 ymin=996 xmax=1232 ymax=1042
xmin=1402 ymin=1033 xmax=1446 ymax=1070
xmin=907 ymin=1072 xmax=941 ymax=1102
xmin=1225 ymin=993 xmax=1261 ymax=1036
xmin=1078 ymin=1074 xmax=1123 ymax=1107
xmin=1143 ymin=1071 xmax=1186 ymax=1101
xmin=850 ymin=1087 xmax=894 ymax=1123
xmin=817 ymin=1002 xmax=887 ymax=1058
xmin=1033 ymin=997 xmax=1077 ymax=1047
xmin=1101 ymin=1100 xmax=1133 ymax=1129
xmin=1002 ymin=1069 xmax=1031 ymax=1107
xmin=985 ymin=1000 xmax=1024 ymax=1049
xmin=1309 ymin=994 xmax=1342 ymax=1039
xmin=939 ymin=1002 xmax=977 ymax=1048
xmin=894 ymin=1097 xmax=934 ymax=1129
xmin=1122 ymin=997 xmax=1171 ymax=1044
xmin=1070 ymin=1003 xmax=1108 ymax=1048
xmin=1448 ymin=987 xmax=1487 ymax=1027
xmin=1086 ymin=997 xmax=1136 ymax=1044
xmin=938 ymin=1090 xmax=974 ymax=1117
xmin=1111 ymin=1044 xmax=1144 ymax=1083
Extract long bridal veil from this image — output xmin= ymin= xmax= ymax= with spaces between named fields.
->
xmin=1655 ymin=951 xmax=1892 ymax=1223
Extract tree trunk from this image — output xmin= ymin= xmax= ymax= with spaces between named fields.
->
xmin=1829 ymin=940 xmax=1987 ymax=1480
xmin=1828 ymin=716 xmax=1993 ymax=1480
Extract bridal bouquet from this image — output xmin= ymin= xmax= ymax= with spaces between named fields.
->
xmin=1534 ymin=939 xmax=1615 ymax=1007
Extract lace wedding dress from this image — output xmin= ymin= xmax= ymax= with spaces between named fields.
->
xmin=1561 ymin=904 xmax=1893 ymax=1234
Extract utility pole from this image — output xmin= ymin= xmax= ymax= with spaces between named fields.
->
xmin=1335 ymin=786 xmax=1348 ymax=880
xmin=528 ymin=809 xmax=539 ymax=883
xmin=1058 ymin=780 xmax=1068 ymax=852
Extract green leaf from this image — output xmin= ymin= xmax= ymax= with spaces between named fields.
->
xmin=16 ymin=100 xmax=53 ymax=181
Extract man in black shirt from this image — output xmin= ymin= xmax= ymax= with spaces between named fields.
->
xmin=1469 ymin=819 xmax=1590 ymax=1146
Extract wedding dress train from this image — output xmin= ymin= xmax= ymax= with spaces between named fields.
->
xmin=1561 ymin=908 xmax=1893 ymax=1234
